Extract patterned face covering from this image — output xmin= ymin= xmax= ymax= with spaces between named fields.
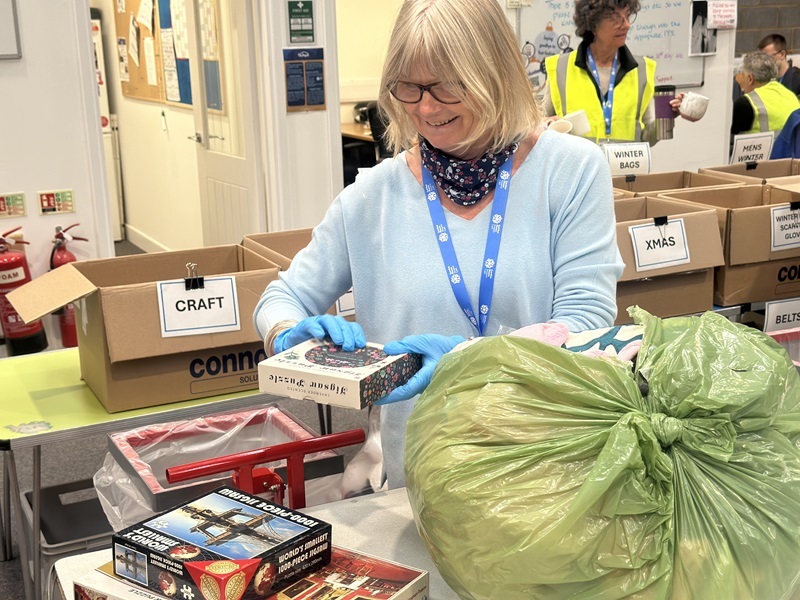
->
xmin=419 ymin=137 xmax=517 ymax=206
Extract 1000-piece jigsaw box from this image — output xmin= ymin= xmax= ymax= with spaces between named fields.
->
xmin=6 ymin=245 xmax=279 ymax=412
xmin=112 ymin=485 xmax=332 ymax=600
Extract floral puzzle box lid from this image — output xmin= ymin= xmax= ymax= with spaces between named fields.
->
xmin=258 ymin=340 xmax=422 ymax=410
xmin=111 ymin=486 xmax=331 ymax=600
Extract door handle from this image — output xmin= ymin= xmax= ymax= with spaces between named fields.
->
xmin=208 ymin=134 xmax=226 ymax=141
xmin=187 ymin=133 xmax=202 ymax=143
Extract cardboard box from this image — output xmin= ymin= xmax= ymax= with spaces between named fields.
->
xmin=259 ymin=341 xmax=422 ymax=410
xmin=614 ymin=196 xmax=725 ymax=324
xmin=7 ymin=245 xmax=279 ymax=412
xmin=243 ymin=229 xmax=355 ymax=318
xmin=698 ymin=158 xmax=800 ymax=185
xmin=658 ymin=185 xmax=800 ymax=305
xmin=612 ymin=170 xmax=741 ymax=195
xmin=271 ymin=546 xmax=429 ymax=600
xmin=75 ymin=561 xmax=169 ymax=600
xmin=242 ymin=229 xmax=313 ymax=271
xmin=767 ymin=175 xmax=800 ymax=194
xmin=112 ymin=486 xmax=331 ymax=600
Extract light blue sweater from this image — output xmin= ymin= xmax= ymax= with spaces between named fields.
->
xmin=254 ymin=130 xmax=624 ymax=487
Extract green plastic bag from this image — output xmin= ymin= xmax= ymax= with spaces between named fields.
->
xmin=404 ymin=309 xmax=800 ymax=599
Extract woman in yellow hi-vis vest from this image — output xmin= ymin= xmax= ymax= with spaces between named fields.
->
xmin=543 ymin=0 xmax=683 ymax=144
xmin=732 ymin=50 xmax=800 ymax=136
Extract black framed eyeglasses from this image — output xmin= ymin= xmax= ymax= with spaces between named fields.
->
xmin=389 ymin=81 xmax=462 ymax=104
xmin=607 ymin=9 xmax=637 ymax=28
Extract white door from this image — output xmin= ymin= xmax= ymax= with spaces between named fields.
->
xmin=184 ymin=0 xmax=266 ymax=245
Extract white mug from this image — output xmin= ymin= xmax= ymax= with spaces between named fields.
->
xmin=562 ymin=110 xmax=591 ymax=136
xmin=679 ymin=92 xmax=709 ymax=122
xmin=547 ymin=119 xmax=574 ymax=134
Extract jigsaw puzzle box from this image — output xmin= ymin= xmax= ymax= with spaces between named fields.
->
xmin=111 ymin=486 xmax=331 ymax=600
xmin=258 ymin=341 xmax=422 ymax=409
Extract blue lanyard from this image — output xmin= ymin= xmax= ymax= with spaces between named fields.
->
xmin=587 ymin=49 xmax=618 ymax=136
xmin=422 ymin=155 xmax=514 ymax=336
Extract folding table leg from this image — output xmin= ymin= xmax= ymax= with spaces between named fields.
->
xmin=6 ymin=450 xmax=34 ymax=600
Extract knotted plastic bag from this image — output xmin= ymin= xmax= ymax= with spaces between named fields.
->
xmin=404 ymin=308 xmax=800 ymax=600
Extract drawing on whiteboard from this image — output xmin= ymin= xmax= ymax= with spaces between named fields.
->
xmin=522 ymin=24 xmax=573 ymax=91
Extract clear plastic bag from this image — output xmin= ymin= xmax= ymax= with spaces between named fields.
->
xmin=405 ymin=309 xmax=800 ymax=599
xmin=94 ymin=405 xmax=345 ymax=530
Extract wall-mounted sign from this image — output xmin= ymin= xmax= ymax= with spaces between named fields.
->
xmin=287 ymin=0 xmax=314 ymax=44
xmin=283 ymin=48 xmax=325 ymax=112
xmin=38 ymin=190 xmax=75 ymax=214
xmin=0 ymin=193 xmax=25 ymax=218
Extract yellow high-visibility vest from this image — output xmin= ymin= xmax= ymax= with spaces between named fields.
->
xmin=546 ymin=50 xmax=656 ymax=142
xmin=743 ymin=80 xmax=800 ymax=134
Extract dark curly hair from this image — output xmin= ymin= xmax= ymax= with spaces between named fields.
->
xmin=573 ymin=0 xmax=641 ymax=41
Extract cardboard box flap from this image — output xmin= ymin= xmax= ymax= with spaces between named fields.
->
xmin=242 ymin=229 xmax=313 ymax=271
xmin=699 ymin=159 xmax=799 ymax=184
xmin=103 ymin=268 xmax=278 ymax=363
xmin=618 ymin=205 xmax=724 ymax=281
xmin=6 ymin=263 xmax=97 ymax=324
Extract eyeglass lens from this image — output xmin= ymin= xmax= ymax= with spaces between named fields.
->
xmin=390 ymin=82 xmax=462 ymax=104
xmin=609 ymin=10 xmax=636 ymax=27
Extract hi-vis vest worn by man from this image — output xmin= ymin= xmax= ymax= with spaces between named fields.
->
xmin=743 ymin=80 xmax=800 ymax=134
xmin=546 ymin=43 xmax=656 ymax=143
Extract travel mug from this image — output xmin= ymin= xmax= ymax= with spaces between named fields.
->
xmin=653 ymin=85 xmax=677 ymax=140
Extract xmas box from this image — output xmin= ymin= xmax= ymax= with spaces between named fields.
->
xmin=258 ymin=341 xmax=423 ymax=410
xmin=112 ymin=486 xmax=331 ymax=600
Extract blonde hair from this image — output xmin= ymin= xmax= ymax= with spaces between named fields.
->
xmin=378 ymin=0 xmax=542 ymax=156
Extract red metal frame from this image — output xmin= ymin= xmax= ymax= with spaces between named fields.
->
xmin=166 ymin=429 xmax=366 ymax=509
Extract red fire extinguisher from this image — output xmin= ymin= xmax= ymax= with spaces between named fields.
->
xmin=0 ymin=227 xmax=49 ymax=355
xmin=50 ymin=224 xmax=88 ymax=348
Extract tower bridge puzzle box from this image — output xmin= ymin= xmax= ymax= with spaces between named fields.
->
xmin=258 ymin=340 xmax=423 ymax=410
xmin=112 ymin=486 xmax=331 ymax=600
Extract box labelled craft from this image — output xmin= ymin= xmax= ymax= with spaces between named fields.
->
xmin=612 ymin=170 xmax=742 ymax=196
xmin=613 ymin=196 xmax=724 ymax=324
xmin=7 ymin=245 xmax=280 ymax=412
xmin=259 ymin=340 xmax=422 ymax=410
xmin=658 ymin=184 xmax=800 ymax=306
xmin=112 ymin=486 xmax=332 ymax=600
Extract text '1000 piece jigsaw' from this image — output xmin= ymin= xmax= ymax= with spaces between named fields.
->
xmin=111 ymin=486 xmax=332 ymax=600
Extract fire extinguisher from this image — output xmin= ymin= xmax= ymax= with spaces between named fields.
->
xmin=0 ymin=227 xmax=49 ymax=355
xmin=50 ymin=224 xmax=88 ymax=348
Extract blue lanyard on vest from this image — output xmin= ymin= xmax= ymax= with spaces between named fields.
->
xmin=422 ymin=155 xmax=514 ymax=336
xmin=587 ymin=49 xmax=618 ymax=137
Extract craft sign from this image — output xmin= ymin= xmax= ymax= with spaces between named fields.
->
xmin=156 ymin=276 xmax=240 ymax=337
xmin=602 ymin=142 xmax=651 ymax=176
xmin=628 ymin=217 xmax=690 ymax=271
xmin=764 ymin=297 xmax=800 ymax=333
xmin=730 ymin=132 xmax=774 ymax=164
xmin=770 ymin=205 xmax=800 ymax=252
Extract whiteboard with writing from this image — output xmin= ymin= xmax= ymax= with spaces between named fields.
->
xmin=519 ymin=0 xmax=705 ymax=89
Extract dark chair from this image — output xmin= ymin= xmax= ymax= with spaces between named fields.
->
xmin=366 ymin=101 xmax=392 ymax=161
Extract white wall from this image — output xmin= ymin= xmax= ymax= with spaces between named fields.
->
xmin=337 ymin=0 xmax=403 ymax=123
xmin=258 ymin=0 xmax=344 ymax=232
xmin=92 ymin=0 xmax=203 ymax=252
xmin=0 ymin=0 xmax=112 ymax=274
xmin=650 ymin=29 xmax=735 ymax=171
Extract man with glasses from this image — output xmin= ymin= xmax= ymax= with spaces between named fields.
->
xmin=731 ymin=50 xmax=800 ymax=136
xmin=758 ymin=34 xmax=800 ymax=97
xmin=543 ymin=0 xmax=682 ymax=145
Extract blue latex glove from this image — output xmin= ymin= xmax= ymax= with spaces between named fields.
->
xmin=377 ymin=334 xmax=467 ymax=405
xmin=274 ymin=315 xmax=366 ymax=354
